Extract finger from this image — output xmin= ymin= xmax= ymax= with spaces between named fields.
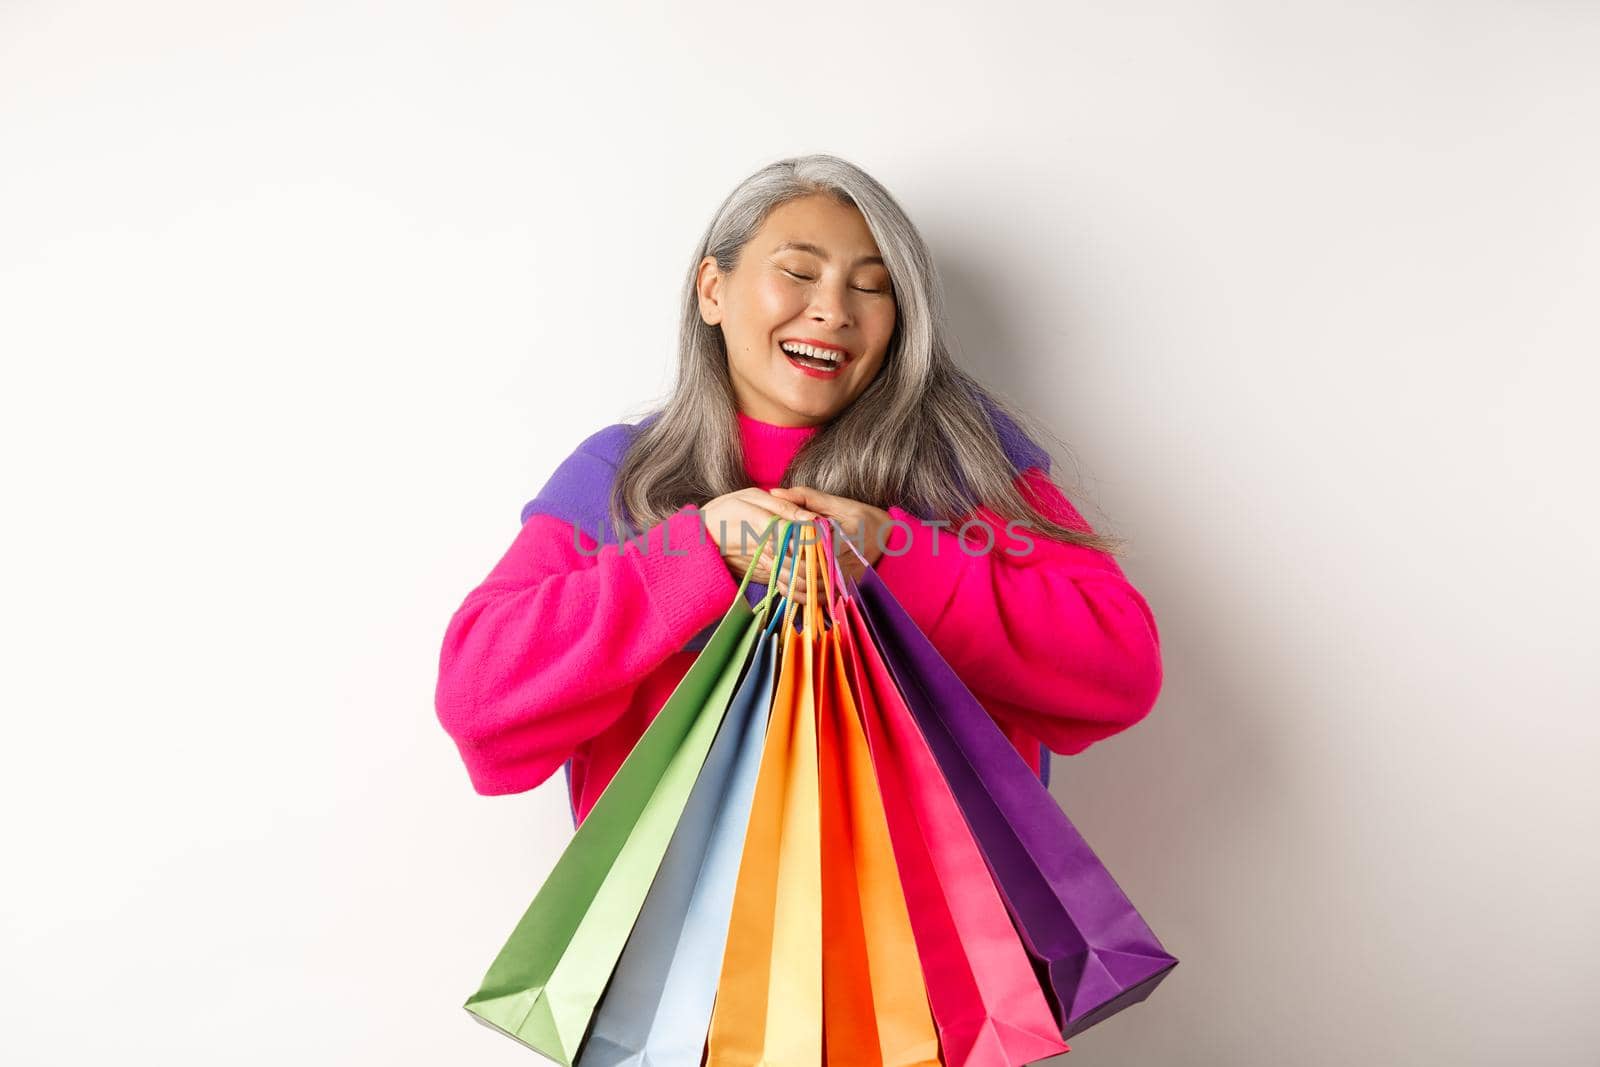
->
xmin=732 ymin=495 xmax=806 ymax=531
xmin=710 ymin=506 xmax=775 ymax=547
xmin=775 ymin=568 xmax=808 ymax=598
xmin=785 ymin=520 xmax=821 ymax=552
xmin=748 ymin=556 xmax=771 ymax=584
xmin=769 ymin=497 xmax=820 ymax=524
xmin=743 ymin=488 xmax=819 ymax=524
xmin=769 ymin=485 xmax=819 ymax=512
xmin=773 ymin=557 xmax=804 ymax=594
xmin=758 ymin=504 xmax=818 ymax=534
xmin=777 ymin=528 xmax=814 ymax=574
xmin=772 ymin=485 xmax=852 ymax=516
xmin=757 ymin=539 xmax=783 ymax=572
xmin=768 ymin=547 xmax=800 ymax=588
xmin=756 ymin=532 xmax=790 ymax=571
xmin=722 ymin=513 xmax=794 ymax=559
xmin=762 ymin=539 xmax=797 ymax=580
xmin=767 ymin=546 xmax=801 ymax=585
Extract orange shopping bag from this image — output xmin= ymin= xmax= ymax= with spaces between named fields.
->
xmin=706 ymin=532 xmax=824 ymax=1066
xmin=814 ymin=524 xmax=940 ymax=1067
xmin=818 ymin=522 xmax=1068 ymax=1067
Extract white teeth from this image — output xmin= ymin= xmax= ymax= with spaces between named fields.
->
xmin=780 ymin=341 xmax=844 ymax=362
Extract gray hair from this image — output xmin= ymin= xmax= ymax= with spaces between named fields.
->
xmin=611 ymin=153 xmax=1122 ymax=556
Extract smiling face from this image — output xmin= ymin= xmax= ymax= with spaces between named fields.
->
xmin=696 ymin=193 xmax=898 ymax=427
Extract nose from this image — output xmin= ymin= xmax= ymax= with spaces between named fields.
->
xmin=807 ymin=280 xmax=853 ymax=330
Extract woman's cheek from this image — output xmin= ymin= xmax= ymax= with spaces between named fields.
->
xmin=865 ymin=303 xmax=897 ymax=353
xmin=754 ymin=277 xmax=803 ymax=320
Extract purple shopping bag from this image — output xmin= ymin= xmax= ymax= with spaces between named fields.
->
xmin=828 ymin=524 xmax=1177 ymax=1037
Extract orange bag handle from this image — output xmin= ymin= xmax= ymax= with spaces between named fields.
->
xmin=801 ymin=525 xmax=823 ymax=637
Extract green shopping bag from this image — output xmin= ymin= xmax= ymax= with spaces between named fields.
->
xmin=464 ymin=517 xmax=790 ymax=1063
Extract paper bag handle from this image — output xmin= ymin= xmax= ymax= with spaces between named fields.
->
xmin=734 ymin=515 xmax=787 ymax=602
xmin=815 ymin=518 xmax=844 ymax=619
xmin=764 ymin=517 xmax=806 ymax=637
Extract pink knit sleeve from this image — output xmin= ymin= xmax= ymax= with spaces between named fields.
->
xmin=871 ymin=467 xmax=1164 ymax=755
xmin=434 ymin=504 xmax=739 ymax=794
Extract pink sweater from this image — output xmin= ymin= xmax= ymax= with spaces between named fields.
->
xmin=435 ymin=411 xmax=1163 ymax=824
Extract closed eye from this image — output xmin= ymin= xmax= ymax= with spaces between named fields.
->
xmin=786 ymin=268 xmax=887 ymax=294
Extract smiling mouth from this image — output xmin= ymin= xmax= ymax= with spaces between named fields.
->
xmin=779 ymin=340 xmax=850 ymax=374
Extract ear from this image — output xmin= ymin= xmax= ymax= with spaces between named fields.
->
xmin=695 ymin=255 xmax=724 ymax=325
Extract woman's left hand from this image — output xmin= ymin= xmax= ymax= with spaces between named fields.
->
xmin=768 ymin=485 xmax=895 ymax=585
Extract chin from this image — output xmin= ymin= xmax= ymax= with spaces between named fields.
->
xmin=780 ymin=393 xmax=845 ymax=422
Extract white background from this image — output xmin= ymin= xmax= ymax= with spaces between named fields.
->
xmin=4 ymin=2 xmax=1597 ymax=1064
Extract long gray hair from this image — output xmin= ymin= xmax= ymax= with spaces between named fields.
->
xmin=611 ymin=153 xmax=1123 ymax=556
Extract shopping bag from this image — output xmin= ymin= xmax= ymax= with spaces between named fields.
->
xmin=838 ymin=529 xmax=1179 ymax=1037
xmin=706 ymin=534 xmax=824 ymax=1066
xmin=577 ymin=525 xmax=794 ymax=1067
xmin=463 ymin=519 xmax=786 ymax=1064
xmin=817 ymin=523 xmax=1067 ymax=1067
xmin=814 ymin=537 xmax=941 ymax=1067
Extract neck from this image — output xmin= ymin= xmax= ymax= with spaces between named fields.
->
xmin=737 ymin=409 xmax=820 ymax=488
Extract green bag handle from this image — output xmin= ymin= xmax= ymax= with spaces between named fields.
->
xmin=763 ymin=517 xmax=809 ymax=637
xmin=737 ymin=516 xmax=795 ymax=625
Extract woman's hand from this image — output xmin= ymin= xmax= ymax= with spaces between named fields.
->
xmin=768 ymin=486 xmax=894 ymax=588
xmin=699 ymin=488 xmax=819 ymax=600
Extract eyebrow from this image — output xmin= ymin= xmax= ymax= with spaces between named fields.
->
xmin=772 ymin=240 xmax=885 ymax=268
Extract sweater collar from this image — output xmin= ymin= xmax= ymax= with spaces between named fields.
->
xmin=737 ymin=409 xmax=821 ymax=487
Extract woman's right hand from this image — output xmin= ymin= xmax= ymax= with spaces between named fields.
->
xmin=699 ymin=488 xmax=818 ymax=600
